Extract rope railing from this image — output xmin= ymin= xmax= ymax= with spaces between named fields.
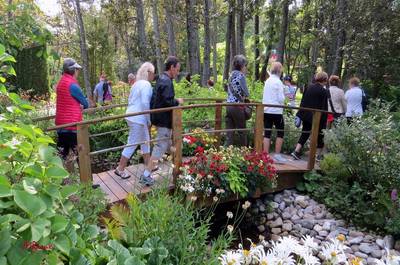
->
xmin=37 ymin=99 xmax=329 ymax=184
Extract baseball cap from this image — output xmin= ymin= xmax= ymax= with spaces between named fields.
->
xmin=63 ymin=58 xmax=82 ymax=73
xmin=283 ymin=75 xmax=292 ymax=82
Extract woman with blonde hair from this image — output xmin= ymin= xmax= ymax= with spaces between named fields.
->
xmin=115 ymin=62 xmax=155 ymax=179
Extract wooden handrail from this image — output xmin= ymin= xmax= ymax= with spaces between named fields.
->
xmin=45 ymin=103 xmax=332 ymax=131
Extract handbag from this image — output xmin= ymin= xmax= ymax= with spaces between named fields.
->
xmin=327 ymin=88 xmax=343 ymax=118
xmin=243 ymin=99 xmax=252 ymax=120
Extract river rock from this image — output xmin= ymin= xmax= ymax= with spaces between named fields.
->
xmin=293 ymin=224 xmax=302 ymax=231
xmin=313 ymin=224 xmax=323 ymax=232
xmin=274 ymin=194 xmax=283 ymax=203
xmin=282 ymin=211 xmax=292 ymax=220
xmin=351 ymin=245 xmax=360 ymax=252
xmin=304 ymin=206 xmax=314 ymax=214
xmin=371 ymin=249 xmax=383 ymax=259
xmin=270 ymin=217 xmax=283 ymax=228
xmin=259 ymin=204 xmax=266 ymax=212
xmin=359 ymin=243 xmax=373 ymax=254
xmin=267 ymin=213 xmax=274 ymax=220
xmin=355 ymin=252 xmax=369 ymax=259
xmin=295 ymin=196 xmax=308 ymax=208
xmin=318 ymin=230 xmax=329 ymax=237
xmin=349 ymin=237 xmax=364 ymax=245
xmin=367 ymin=258 xmax=379 ymax=265
xmin=270 ymin=202 xmax=279 ymax=209
xmin=376 ymin=239 xmax=385 ymax=249
xmin=322 ymin=221 xmax=332 ymax=231
xmin=271 ymin=228 xmax=281 ymax=234
xmin=349 ymin=231 xmax=364 ymax=237
xmin=300 ymin=228 xmax=311 ymax=235
xmin=282 ymin=223 xmax=293 ymax=232
xmin=364 ymin=235 xmax=375 ymax=243
xmin=300 ymin=220 xmax=315 ymax=230
xmin=384 ymin=235 xmax=394 ymax=249
xmin=257 ymin=225 xmax=265 ymax=233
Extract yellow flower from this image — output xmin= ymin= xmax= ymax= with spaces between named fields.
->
xmin=243 ymin=249 xmax=250 ymax=257
xmin=350 ymin=257 xmax=363 ymax=265
xmin=331 ymin=251 xmax=337 ymax=257
xmin=337 ymin=234 xmax=346 ymax=242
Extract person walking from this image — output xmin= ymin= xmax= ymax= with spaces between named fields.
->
xmin=327 ymin=75 xmax=347 ymax=128
xmin=345 ymin=77 xmax=364 ymax=122
xmin=128 ymin=73 xmax=136 ymax=86
xmin=283 ymin=75 xmax=298 ymax=107
xmin=226 ymin=54 xmax=250 ymax=147
xmin=262 ymin=62 xmax=287 ymax=163
xmin=93 ymin=74 xmax=107 ymax=105
xmin=141 ymin=56 xmax=183 ymax=186
xmin=55 ymin=58 xmax=89 ymax=172
xmin=114 ymin=62 xmax=155 ymax=180
xmin=291 ymin=71 xmax=329 ymax=161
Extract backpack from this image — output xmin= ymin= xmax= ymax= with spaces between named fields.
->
xmin=103 ymin=82 xmax=112 ymax=101
xmin=361 ymin=88 xmax=368 ymax=112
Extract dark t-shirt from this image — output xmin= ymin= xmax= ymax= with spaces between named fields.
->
xmin=150 ymin=73 xmax=179 ymax=128
xmin=297 ymin=83 xmax=328 ymax=126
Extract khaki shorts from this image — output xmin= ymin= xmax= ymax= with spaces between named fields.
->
xmin=152 ymin=127 xmax=172 ymax=159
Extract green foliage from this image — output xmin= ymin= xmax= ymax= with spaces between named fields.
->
xmin=300 ymin=101 xmax=400 ymax=234
xmin=104 ymin=190 xmax=233 ymax=265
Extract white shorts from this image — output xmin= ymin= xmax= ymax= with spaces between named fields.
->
xmin=151 ymin=127 xmax=172 ymax=159
xmin=121 ymin=121 xmax=150 ymax=158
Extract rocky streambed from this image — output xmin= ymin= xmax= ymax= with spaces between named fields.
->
xmin=244 ymin=189 xmax=400 ymax=264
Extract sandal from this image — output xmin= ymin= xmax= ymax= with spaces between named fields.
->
xmin=114 ymin=169 xmax=131 ymax=179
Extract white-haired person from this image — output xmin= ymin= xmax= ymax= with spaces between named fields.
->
xmin=114 ymin=62 xmax=155 ymax=179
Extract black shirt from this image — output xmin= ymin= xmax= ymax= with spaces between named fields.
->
xmin=150 ymin=73 xmax=179 ymax=128
xmin=297 ymin=82 xmax=328 ymax=126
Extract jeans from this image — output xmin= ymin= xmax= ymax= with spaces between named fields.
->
xmin=225 ymin=106 xmax=247 ymax=147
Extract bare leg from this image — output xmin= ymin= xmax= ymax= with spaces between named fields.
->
xmin=295 ymin=143 xmax=302 ymax=153
xmin=263 ymin=138 xmax=271 ymax=153
xmin=275 ymin=137 xmax=284 ymax=154
xmin=117 ymin=155 xmax=129 ymax=172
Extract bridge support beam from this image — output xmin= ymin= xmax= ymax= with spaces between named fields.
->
xmin=307 ymin=111 xmax=321 ymax=170
xmin=254 ymin=104 xmax=264 ymax=153
xmin=77 ymin=124 xmax=92 ymax=183
xmin=172 ymin=108 xmax=183 ymax=185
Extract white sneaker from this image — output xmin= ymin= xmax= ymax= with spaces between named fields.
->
xmin=273 ymin=154 xmax=288 ymax=164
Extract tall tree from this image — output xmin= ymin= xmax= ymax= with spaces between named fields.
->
xmin=277 ymin=0 xmax=290 ymax=64
xmin=185 ymin=0 xmax=201 ymax=75
xmin=230 ymin=0 xmax=237 ymax=60
xmin=260 ymin=0 xmax=278 ymax=81
xmin=164 ymin=0 xmax=177 ymax=56
xmin=331 ymin=0 xmax=347 ymax=76
xmin=211 ymin=0 xmax=218 ymax=82
xmin=223 ymin=0 xmax=234 ymax=82
xmin=134 ymin=0 xmax=148 ymax=61
xmin=151 ymin=0 xmax=163 ymax=72
xmin=236 ymin=0 xmax=245 ymax=55
xmin=74 ymin=0 xmax=91 ymax=97
xmin=254 ymin=0 xmax=260 ymax=80
xmin=202 ymin=0 xmax=211 ymax=85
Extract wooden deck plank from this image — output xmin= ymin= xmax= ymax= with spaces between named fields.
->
xmin=93 ymin=173 xmax=119 ymax=203
xmin=96 ymin=171 xmax=128 ymax=201
xmin=106 ymin=170 xmax=135 ymax=194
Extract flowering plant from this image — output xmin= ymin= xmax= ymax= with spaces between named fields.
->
xmin=219 ymin=235 xmax=400 ymax=265
xmin=178 ymin=146 xmax=276 ymax=199
xmin=182 ymin=128 xmax=217 ymax=156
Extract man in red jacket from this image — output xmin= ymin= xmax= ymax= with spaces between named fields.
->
xmin=55 ymin=58 xmax=89 ymax=171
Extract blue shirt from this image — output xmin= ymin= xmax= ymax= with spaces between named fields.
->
xmin=70 ymin=83 xmax=88 ymax=109
xmin=93 ymin=81 xmax=105 ymax=104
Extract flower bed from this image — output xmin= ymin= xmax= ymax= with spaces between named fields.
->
xmin=178 ymin=146 xmax=277 ymax=200
xmin=219 ymin=235 xmax=400 ymax=265
xmin=182 ymin=128 xmax=217 ymax=156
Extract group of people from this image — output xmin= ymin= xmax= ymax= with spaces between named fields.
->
xmin=93 ymin=74 xmax=113 ymax=105
xmin=54 ymin=54 xmax=365 ymax=186
xmin=225 ymin=55 xmax=365 ymax=164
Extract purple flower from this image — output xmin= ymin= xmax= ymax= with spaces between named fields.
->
xmin=391 ymin=189 xmax=398 ymax=201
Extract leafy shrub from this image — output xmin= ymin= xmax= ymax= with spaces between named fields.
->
xmin=182 ymin=128 xmax=217 ymax=156
xmin=299 ymin=101 xmax=400 ymax=234
xmin=104 ymin=190 xmax=233 ymax=265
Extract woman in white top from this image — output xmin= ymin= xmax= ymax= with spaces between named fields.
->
xmin=115 ymin=62 xmax=155 ymax=179
xmin=327 ymin=75 xmax=347 ymax=128
xmin=345 ymin=77 xmax=363 ymax=121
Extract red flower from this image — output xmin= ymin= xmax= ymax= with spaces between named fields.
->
xmin=195 ymin=146 xmax=204 ymax=154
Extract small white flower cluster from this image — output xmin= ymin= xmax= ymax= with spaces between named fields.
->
xmin=219 ymin=235 xmax=400 ymax=265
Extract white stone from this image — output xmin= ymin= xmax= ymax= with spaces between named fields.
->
xmin=282 ymin=212 xmax=292 ymax=220
xmin=291 ymin=215 xmax=300 ymax=222
xmin=295 ymin=196 xmax=308 ymax=208
xmin=259 ymin=205 xmax=266 ymax=212
xmin=376 ymin=239 xmax=385 ymax=249
xmin=313 ymin=224 xmax=323 ymax=232
xmin=270 ymin=202 xmax=279 ymax=209
xmin=383 ymin=235 xmax=394 ymax=249
xmin=359 ymin=243 xmax=373 ymax=254
xmin=355 ymin=252 xmax=368 ymax=259
xmin=371 ymin=249 xmax=383 ymax=259
xmin=267 ymin=213 xmax=274 ymax=220
xmin=257 ymin=225 xmax=265 ymax=233
xmin=271 ymin=228 xmax=281 ymax=234
xmin=282 ymin=223 xmax=293 ymax=232
xmin=349 ymin=237 xmax=364 ymax=245
xmin=322 ymin=221 xmax=332 ymax=231
xmin=270 ymin=217 xmax=283 ymax=228
xmin=318 ymin=230 xmax=329 ymax=237
xmin=349 ymin=231 xmax=364 ymax=237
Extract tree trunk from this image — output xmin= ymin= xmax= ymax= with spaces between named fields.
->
xmin=211 ymin=0 xmax=218 ymax=83
xmin=223 ymin=0 xmax=234 ymax=82
xmin=331 ymin=0 xmax=347 ymax=76
xmin=277 ymin=0 xmax=289 ymax=64
xmin=260 ymin=0 xmax=278 ymax=81
xmin=202 ymin=0 xmax=211 ymax=86
xmin=164 ymin=0 xmax=177 ymax=56
xmin=74 ymin=0 xmax=91 ymax=97
xmin=230 ymin=0 xmax=237 ymax=60
xmin=254 ymin=0 xmax=260 ymax=80
xmin=236 ymin=0 xmax=245 ymax=55
xmin=186 ymin=0 xmax=201 ymax=76
xmin=151 ymin=0 xmax=163 ymax=73
xmin=135 ymin=0 xmax=148 ymax=61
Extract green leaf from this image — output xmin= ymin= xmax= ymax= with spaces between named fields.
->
xmin=108 ymin=240 xmax=130 ymax=258
xmin=51 ymin=215 xmax=69 ymax=234
xmin=84 ymin=225 xmax=99 ymax=240
xmin=22 ymin=178 xmax=42 ymax=194
xmin=46 ymin=166 xmax=69 ymax=179
xmin=13 ymin=190 xmax=47 ymax=216
xmin=20 ymin=252 xmax=44 ymax=265
xmin=60 ymin=185 xmax=79 ymax=199
xmin=0 ymin=256 xmax=7 ymax=265
xmin=0 ymin=214 xmax=22 ymax=224
xmin=38 ymin=146 xmax=54 ymax=163
xmin=15 ymin=219 xmax=30 ymax=233
xmin=124 ymin=256 xmax=146 ymax=265
xmin=0 ymin=45 xmax=4 ymax=56
xmin=0 ymin=228 xmax=11 ymax=256
xmin=54 ymin=234 xmax=71 ymax=255
xmin=0 ymin=185 xmax=12 ymax=198
xmin=6 ymin=240 xmax=27 ymax=265
xmin=0 ymin=201 xmax=14 ymax=209
xmin=43 ymin=184 xmax=60 ymax=199
xmin=69 ymin=248 xmax=89 ymax=265
xmin=31 ymin=218 xmax=51 ymax=241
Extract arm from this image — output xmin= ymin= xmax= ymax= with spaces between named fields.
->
xmin=70 ymin=83 xmax=89 ymax=109
xmin=239 ymin=75 xmax=250 ymax=98
xmin=160 ymin=80 xmax=179 ymax=107
xmin=276 ymin=83 xmax=285 ymax=105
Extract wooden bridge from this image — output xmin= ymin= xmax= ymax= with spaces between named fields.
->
xmin=35 ymin=98 xmax=325 ymax=204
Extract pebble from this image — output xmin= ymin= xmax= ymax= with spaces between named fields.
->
xmin=282 ymin=212 xmax=292 ymax=220
xmin=313 ymin=224 xmax=323 ymax=232
xmin=349 ymin=231 xmax=364 ymax=237
xmin=359 ymin=243 xmax=373 ymax=254
xmin=295 ymin=196 xmax=308 ymax=208
xmin=282 ymin=223 xmax=292 ymax=232
xmin=371 ymin=249 xmax=383 ymax=259
xmin=271 ymin=228 xmax=282 ymax=234
xmin=270 ymin=202 xmax=279 ymax=209
xmin=269 ymin=217 xmax=283 ymax=228
xmin=259 ymin=205 xmax=266 ymax=212
xmin=291 ymin=215 xmax=300 ymax=222
xmin=267 ymin=213 xmax=274 ymax=220
xmin=318 ymin=230 xmax=329 ymax=237
xmin=351 ymin=245 xmax=360 ymax=252
xmin=349 ymin=236 xmax=364 ymax=245
xmin=300 ymin=220 xmax=315 ymax=230
xmin=376 ymin=239 xmax=385 ymax=249
xmin=384 ymin=235 xmax=394 ymax=249
xmin=395 ymin=240 xmax=400 ymax=251
xmin=257 ymin=225 xmax=265 ymax=233
xmin=355 ymin=252 xmax=369 ymax=259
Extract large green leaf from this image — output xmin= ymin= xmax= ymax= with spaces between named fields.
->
xmin=38 ymin=146 xmax=54 ymax=163
xmin=0 ymin=44 xmax=5 ymax=55
xmin=13 ymin=190 xmax=47 ymax=216
xmin=0 ymin=256 xmax=7 ymax=265
xmin=124 ymin=256 xmax=146 ymax=265
xmin=51 ymin=215 xmax=69 ymax=234
xmin=0 ymin=185 xmax=12 ymax=198
xmin=54 ymin=234 xmax=71 ymax=255
xmin=0 ymin=228 xmax=11 ymax=256
xmin=0 ymin=214 xmax=22 ymax=224
xmin=20 ymin=252 xmax=44 ymax=265
xmin=31 ymin=218 xmax=51 ymax=241
xmin=46 ymin=166 xmax=69 ymax=179
xmin=60 ymin=185 xmax=79 ymax=199
xmin=84 ymin=224 xmax=99 ymax=240
xmin=22 ymin=178 xmax=42 ymax=194
xmin=23 ymin=164 xmax=43 ymax=178
xmin=69 ymin=248 xmax=89 ymax=265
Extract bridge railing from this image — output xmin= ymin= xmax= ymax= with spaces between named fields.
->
xmin=39 ymin=99 xmax=328 ymax=185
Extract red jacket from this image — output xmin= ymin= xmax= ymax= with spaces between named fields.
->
xmin=55 ymin=74 xmax=82 ymax=131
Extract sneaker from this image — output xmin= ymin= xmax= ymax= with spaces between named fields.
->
xmin=139 ymin=175 xmax=155 ymax=186
xmin=273 ymin=154 xmax=288 ymax=164
xmin=114 ymin=169 xmax=131 ymax=179
xmin=291 ymin=151 xmax=301 ymax=160
xmin=316 ymin=154 xmax=324 ymax=162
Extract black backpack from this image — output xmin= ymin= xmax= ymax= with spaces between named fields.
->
xmin=361 ymin=88 xmax=368 ymax=112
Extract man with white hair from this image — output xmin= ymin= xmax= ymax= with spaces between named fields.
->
xmin=262 ymin=62 xmax=287 ymax=163
xmin=128 ymin=73 xmax=136 ymax=86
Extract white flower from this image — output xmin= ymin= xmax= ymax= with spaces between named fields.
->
xmin=190 ymin=196 xmax=197 ymax=202
xmin=226 ymin=211 xmax=233 ymax=219
xmin=213 ymin=196 xmax=219 ymax=202
xmin=219 ymin=250 xmax=243 ymax=265
xmin=302 ymin=235 xmax=319 ymax=251
xmin=183 ymin=137 xmax=191 ymax=143
xmin=258 ymin=235 xmax=265 ymax=242
xmin=207 ymin=174 xmax=213 ymax=179
xmin=242 ymin=201 xmax=251 ymax=210
xmin=227 ymin=225 xmax=234 ymax=233
xmin=321 ymin=239 xmax=347 ymax=264
xmin=302 ymin=251 xmax=321 ymax=265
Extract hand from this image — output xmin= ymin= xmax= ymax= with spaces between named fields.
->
xmin=177 ymin=98 xmax=184 ymax=104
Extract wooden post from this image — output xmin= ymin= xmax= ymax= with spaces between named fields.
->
xmin=214 ymin=100 xmax=223 ymax=147
xmin=77 ymin=124 xmax=92 ymax=183
xmin=307 ymin=111 xmax=321 ymax=170
xmin=172 ymin=108 xmax=183 ymax=186
xmin=254 ymin=104 xmax=264 ymax=153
